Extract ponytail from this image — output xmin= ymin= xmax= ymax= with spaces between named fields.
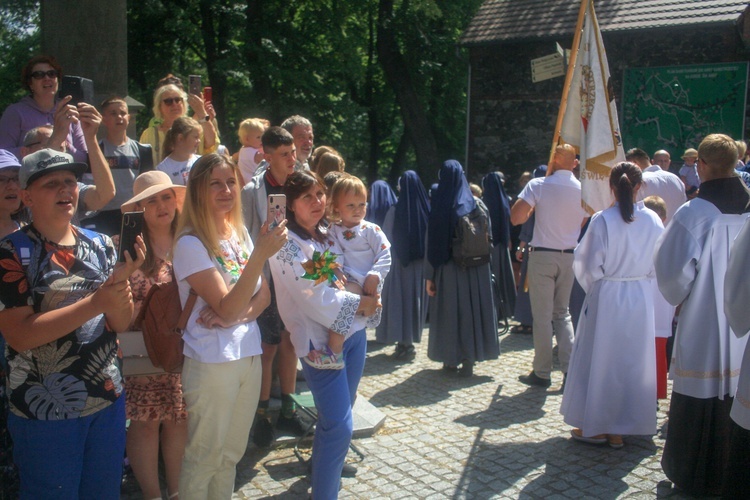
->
xmin=609 ymin=162 xmax=642 ymax=223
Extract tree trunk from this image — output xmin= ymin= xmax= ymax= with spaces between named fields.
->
xmin=198 ymin=0 xmax=229 ymax=142
xmin=376 ymin=0 xmax=439 ymax=181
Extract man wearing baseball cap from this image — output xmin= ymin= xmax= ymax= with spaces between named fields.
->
xmin=0 ymin=147 xmax=144 ymax=499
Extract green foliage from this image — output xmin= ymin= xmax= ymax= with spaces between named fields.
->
xmin=0 ymin=0 xmax=483 ymax=185
xmin=0 ymin=1 xmax=40 ymax=114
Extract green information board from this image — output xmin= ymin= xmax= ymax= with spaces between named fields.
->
xmin=622 ymin=62 xmax=748 ymax=156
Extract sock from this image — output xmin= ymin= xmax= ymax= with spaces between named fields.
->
xmin=281 ymin=394 xmax=296 ymax=418
xmin=257 ymin=399 xmax=269 ymax=417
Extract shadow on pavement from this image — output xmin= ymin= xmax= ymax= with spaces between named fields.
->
xmin=454 ymin=383 xmax=547 ymax=430
xmin=369 ymin=368 xmax=493 ymax=408
xmin=452 ymin=385 xmax=659 ymax=498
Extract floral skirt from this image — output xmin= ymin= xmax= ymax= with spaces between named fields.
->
xmin=125 ymin=373 xmax=187 ymax=422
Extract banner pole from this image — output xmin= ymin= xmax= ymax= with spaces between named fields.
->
xmin=548 ymin=0 xmax=589 ymax=172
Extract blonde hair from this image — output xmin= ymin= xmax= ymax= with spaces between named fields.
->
xmin=736 ymin=140 xmax=747 ymax=160
xmin=238 ymin=118 xmax=267 ymax=143
xmin=698 ymin=134 xmax=739 ymax=172
xmin=163 ymin=116 xmax=201 ymax=156
xmin=469 ymin=183 xmax=482 ymax=197
xmin=152 ymin=84 xmax=186 ymax=121
xmin=175 ymin=154 xmax=248 ymax=257
xmin=643 ymin=195 xmax=667 ymax=223
xmin=329 ymin=174 xmax=367 ymax=221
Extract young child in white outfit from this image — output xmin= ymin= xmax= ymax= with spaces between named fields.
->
xmin=234 ymin=118 xmax=268 ymax=183
xmin=304 ymin=174 xmax=391 ymax=369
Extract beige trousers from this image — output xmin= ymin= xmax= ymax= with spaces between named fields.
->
xmin=527 ymin=250 xmax=575 ymax=379
xmin=179 ymin=355 xmax=261 ymax=500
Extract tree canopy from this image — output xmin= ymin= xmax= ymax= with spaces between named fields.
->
xmin=0 ymin=0 xmax=484 ymax=185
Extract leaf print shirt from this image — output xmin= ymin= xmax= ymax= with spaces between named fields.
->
xmin=0 ymin=225 xmax=120 ymax=420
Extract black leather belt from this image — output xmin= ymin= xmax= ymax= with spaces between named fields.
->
xmin=530 ymin=247 xmax=574 ymax=254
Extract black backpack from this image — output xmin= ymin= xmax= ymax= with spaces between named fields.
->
xmin=452 ymin=205 xmax=491 ymax=268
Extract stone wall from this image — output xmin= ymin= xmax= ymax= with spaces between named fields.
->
xmin=466 ymin=24 xmax=749 ymax=189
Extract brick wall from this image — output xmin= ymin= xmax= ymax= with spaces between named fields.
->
xmin=466 ymin=25 xmax=749 ymax=191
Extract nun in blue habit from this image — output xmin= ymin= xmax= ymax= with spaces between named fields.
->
xmin=482 ymin=171 xmax=517 ymax=321
xmin=376 ymin=171 xmax=431 ymax=359
xmin=425 ymin=160 xmax=499 ymax=376
xmin=366 ymin=180 xmax=398 ymax=227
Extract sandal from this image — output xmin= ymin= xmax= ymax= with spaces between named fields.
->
xmin=511 ymin=324 xmax=533 ymax=334
xmin=570 ymin=428 xmax=607 ymax=445
xmin=607 ymin=434 xmax=624 ymax=449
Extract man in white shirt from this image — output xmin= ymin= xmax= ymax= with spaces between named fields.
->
xmin=652 ymin=149 xmax=672 ymax=170
xmin=510 ymin=144 xmax=589 ymax=388
xmin=626 ymin=148 xmax=686 ymax=224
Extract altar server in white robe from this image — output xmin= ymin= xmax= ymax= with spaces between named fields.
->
xmin=654 ymin=133 xmax=750 ymax=497
xmin=562 ymin=162 xmax=663 ymax=449
xmin=723 ymin=217 xmax=750 ymax=498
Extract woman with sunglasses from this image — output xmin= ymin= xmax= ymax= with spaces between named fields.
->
xmin=139 ymin=83 xmax=217 ymax=165
xmin=0 ymin=55 xmax=88 ymax=163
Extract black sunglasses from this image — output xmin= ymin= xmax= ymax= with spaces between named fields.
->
xmin=162 ymin=97 xmax=184 ymax=105
xmin=30 ymin=70 xmax=58 ymax=80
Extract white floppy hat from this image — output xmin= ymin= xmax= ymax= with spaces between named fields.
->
xmin=121 ymin=170 xmax=186 ymax=213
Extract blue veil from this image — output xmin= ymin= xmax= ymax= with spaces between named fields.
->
xmin=392 ymin=170 xmax=430 ymax=265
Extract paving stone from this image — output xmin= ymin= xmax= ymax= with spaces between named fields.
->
xmin=121 ymin=326 xmax=695 ymax=499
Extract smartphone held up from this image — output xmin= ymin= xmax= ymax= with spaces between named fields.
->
xmin=267 ymin=195 xmax=286 ymax=230
xmin=118 ymin=211 xmax=144 ymax=262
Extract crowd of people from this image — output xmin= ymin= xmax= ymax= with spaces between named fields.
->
xmin=0 ymin=53 xmax=749 ymax=499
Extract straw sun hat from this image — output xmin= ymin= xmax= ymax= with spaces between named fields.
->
xmin=121 ymin=170 xmax=186 ymax=213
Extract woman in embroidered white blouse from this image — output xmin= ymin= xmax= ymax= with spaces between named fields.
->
xmin=269 ymin=171 xmax=379 ymax=499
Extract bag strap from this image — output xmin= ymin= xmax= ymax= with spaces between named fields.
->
xmin=176 ymin=288 xmax=197 ymax=334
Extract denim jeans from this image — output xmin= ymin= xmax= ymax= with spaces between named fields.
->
xmin=301 ymin=329 xmax=366 ymax=499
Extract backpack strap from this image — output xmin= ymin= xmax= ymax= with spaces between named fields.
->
xmin=176 ymin=288 xmax=198 ymax=334
xmin=6 ymin=230 xmax=35 ymax=271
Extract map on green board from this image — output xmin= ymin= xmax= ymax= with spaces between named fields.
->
xmin=621 ymin=62 xmax=748 ymax=155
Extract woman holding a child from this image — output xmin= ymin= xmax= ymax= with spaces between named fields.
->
xmin=269 ymin=170 xmax=379 ymax=499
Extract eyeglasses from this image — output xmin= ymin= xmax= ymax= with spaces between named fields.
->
xmin=30 ymin=70 xmax=58 ymax=80
xmin=162 ymin=97 xmax=184 ymax=106
xmin=0 ymin=175 xmax=20 ymax=187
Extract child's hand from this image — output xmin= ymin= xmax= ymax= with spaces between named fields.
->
xmin=363 ymin=274 xmax=380 ymax=296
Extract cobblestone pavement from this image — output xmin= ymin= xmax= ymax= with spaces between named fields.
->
xmin=123 ymin=326 xmax=692 ymax=499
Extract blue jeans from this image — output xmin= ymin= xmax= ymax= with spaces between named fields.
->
xmin=301 ymin=329 xmax=366 ymax=499
xmin=8 ymin=393 xmax=126 ymax=500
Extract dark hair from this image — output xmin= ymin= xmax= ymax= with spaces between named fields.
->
xmin=262 ymin=126 xmax=294 ymax=152
xmin=283 ymin=170 xmax=327 ymax=242
xmin=609 ymin=162 xmax=642 ymax=223
xmin=156 ymin=73 xmax=184 ymax=90
xmin=625 ymin=148 xmax=650 ymax=164
xmin=22 ymin=55 xmax=62 ymax=92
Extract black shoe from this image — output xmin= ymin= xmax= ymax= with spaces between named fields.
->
xmin=442 ymin=363 xmax=458 ymax=373
xmin=561 ymin=373 xmax=568 ymax=391
xmin=276 ymin=411 xmax=312 ymax=436
xmin=252 ymin=416 xmax=275 ymax=448
xmin=307 ymin=459 xmax=357 ymax=477
xmin=518 ymin=371 xmax=551 ymax=388
xmin=458 ymin=362 xmax=474 ymax=377
xmin=393 ymin=343 xmax=415 ymax=360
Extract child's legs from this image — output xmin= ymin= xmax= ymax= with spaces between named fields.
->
xmin=323 ymin=282 xmax=364 ymax=355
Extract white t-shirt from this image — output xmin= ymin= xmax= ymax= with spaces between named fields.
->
xmin=238 ymin=146 xmax=261 ymax=183
xmin=638 ymin=166 xmax=687 ymax=224
xmin=172 ymin=228 xmax=262 ymax=363
xmin=518 ymin=170 xmax=588 ymax=250
xmin=157 ymin=154 xmax=199 ymax=186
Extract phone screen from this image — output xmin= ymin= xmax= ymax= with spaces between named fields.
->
xmin=267 ymin=195 xmax=287 ymax=230
xmin=118 ymin=211 xmax=144 ymax=262
xmin=188 ymin=75 xmax=202 ymax=96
